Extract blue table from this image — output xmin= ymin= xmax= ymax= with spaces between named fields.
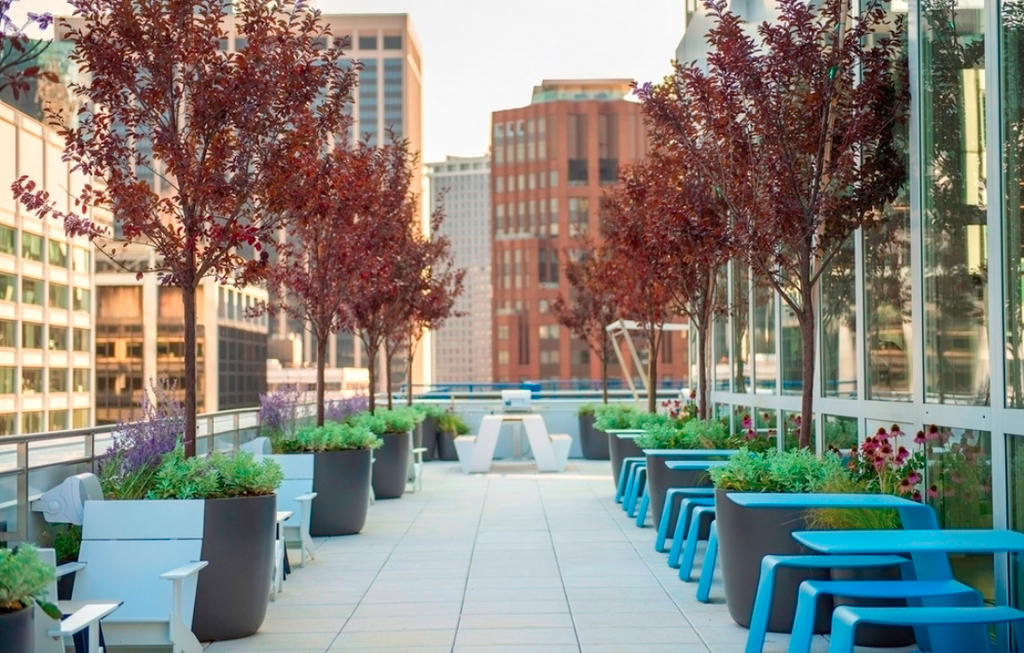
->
xmin=665 ymin=460 xmax=730 ymax=471
xmin=793 ymin=528 xmax=1024 ymax=653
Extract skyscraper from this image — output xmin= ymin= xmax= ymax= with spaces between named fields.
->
xmin=490 ymin=79 xmax=690 ymax=385
xmin=426 ymin=155 xmax=492 ymax=384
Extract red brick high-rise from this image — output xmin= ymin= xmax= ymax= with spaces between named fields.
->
xmin=491 ymin=80 xmax=689 ymax=385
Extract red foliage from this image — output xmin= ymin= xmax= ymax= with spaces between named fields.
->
xmin=11 ymin=0 xmax=356 ymax=455
xmin=636 ymin=0 xmax=908 ymax=445
xmin=0 ymin=1 xmax=58 ymax=99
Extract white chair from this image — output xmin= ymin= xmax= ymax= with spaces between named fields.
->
xmin=270 ymin=511 xmax=293 ymax=602
xmin=265 ymin=454 xmax=317 ymax=568
xmin=75 ymin=501 xmax=208 ymax=653
xmin=33 ymin=548 xmax=121 ymax=653
xmin=407 ymin=447 xmax=428 ymax=492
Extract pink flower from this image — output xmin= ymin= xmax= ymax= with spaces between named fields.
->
xmin=907 ymin=471 xmax=921 ymax=485
xmin=914 ymin=430 xmax=927 ymax=445
xmin=689 ymin=389 xmax=697 ymax=399
xmin=926 ymin=425 xmax=940 ymax=441
xmin=911 ymin=490 xmax=923 ymax=502
xmin=927 ymin=484 xmax=939 ymax=498
xmin=741 ymin=414 xmax=752 ymax=429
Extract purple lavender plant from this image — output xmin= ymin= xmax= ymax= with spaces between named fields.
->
xmin=324 ymin=395 xmax=368 ymax=424
xmin=258 ymin=385 xmax=304 ymax=436
xmin=97 ymin=380 xmax=185 ymax=499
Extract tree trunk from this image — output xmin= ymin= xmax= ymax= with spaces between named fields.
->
xmin=385 ymin=347 xmax=393 ymax=411
xmin=697 ymin=319 xmax=710 ymax=421
xmin=182 ymin=284 xmax=198 ymax=458
xmin=407 ymin=335 xmax=415 ymax=407
xmin=601 ymin=355 xmax=609 ymax=404
xmin=366 ymin=339 xmax=377 ymax=414
xmin=646 ymin=330 xmax=659 ymax=413
xmin=799 ymin=311 xmax=815 ymax=450
xmin=315 ymin=334 xmax=327 ymax=427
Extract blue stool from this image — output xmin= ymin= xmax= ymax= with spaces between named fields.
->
xmin=678 ymin=506 xmax=716 ymax=581
xmin=615 ymin=457 xmax=645 ymax=503
xmin=655 ymin=487 xmax=715 ymax=552
xmin=635 ymin=485 xmax=650 ymax=527
xmin=828 ymin=606 xmax=1024 ymax=653
xmin=696 ymin=521 xmax=719 ymax=603
xmin=624 ymin=465 xmax=647 ymax=517
xmin=667 ymin=498 xmax=715 ymax=568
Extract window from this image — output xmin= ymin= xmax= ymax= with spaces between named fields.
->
xmin=73 ymin=328 xmax=89 ymax=352
xmin=569 ymin=198 xmax=589 ymax=235
xmin=539 ymin=299 xmax=550 ymax=314
xmin=529 ymin=173 xmax=536 ymax=190
xmin=498 ymin=325 xmax=509 ymax=340
xmin=598 ymin=113 xmax=619 ymax=184
xmin=72 ymin=369 xmax=90 ymax=393
xmin=73 ymin=408 xmax=90 ymax=429
xmin=49 ymin=368 xmax=67 ymax=392
xmin=550 ymin=170 xmax=558 ymax=187
xmin=22 ymin=368 xmax=43 ymax=393
xmin=518 ymin=175 xmax=525 ymax=191
xmin=497 ymin=350 xmax=509 ymax=365
xmin=496 ymin=177 xmax=504 ymax=193
xmin=22 ymin=411 xmax=42 ymax=434
xmin=72 ymin=246 xmax=90 ymax=273
xmin=73 ymin=287 xmax=90 ymax=311
xmin=358 ymin=34 xmax=377 ymax=50
xmin=567 ymin=114 xmax=588 ymax=185
xmin=48 ymin=410 xmax=68 ymax=432
xmin=0 ymin=320 xmax=14 ymax=347
xmin=539 ymin=324 xmax=560 ymax=340
xmin=22 ymin=278 xmax=43 ymax=305
xmin=22 ymin=323 xmax=43 ymax=349
xmin=49 ymin=282 xmax=68 ymax=309
xmin=234 ymin=36 xmax=247 ymax=50
xmin=49 ymin=326 xmax=68 ymax=351
xmin=0 ymin=273 xmax=15 ymax=302
xmin=0 ymin=413 xmax=13 ymax=435
xmin=540 ymin=350 xmax=560 ymax=364
xmin=383 ymin=34 xmax=402 ymax=49
xmin=0 ymin=225 xmax=14 ymax=255
xmin=0 ymin=367 xmax=14 ymax=394
xmin=48 ymin=240 xmax=68 ymax=267
xmin=22 ymin=232 xmax=43 ymax=261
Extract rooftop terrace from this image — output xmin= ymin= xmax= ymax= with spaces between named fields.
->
xmin=212 ymin=460 xmax=831 ymax=653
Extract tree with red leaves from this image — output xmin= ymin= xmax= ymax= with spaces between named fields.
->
xmin=346 ymin=137 xmax=424 ymax=414
xmin=601 ymin=160 xmax=680 ymax=413
xmin=0 ymin=1 xmax=57 ymax=99
xmin=260 ymin=136 xmax=394 ymax=427
xmin=13 ymin=0 xmax=356 ymax=456
xmin=552 ymin=239 xmax=618 ymax=404
xmin=637 ymin=0 xmax=908 ymax=446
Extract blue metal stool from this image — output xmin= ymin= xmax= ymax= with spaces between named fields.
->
xmin=679 ymin=506 xmax=716 ymax=580
xmin=615 ymin=457 xmax=645 ymax=503
xmin=667 ymin=498 xmax=715 ymax=568
xmin=635 ymin=485 xmax=650 ymax=527
xmin=624 ymin=464 xmax=647 ymax=517
xmin=696 ymin=521 xmax=719 ymax=603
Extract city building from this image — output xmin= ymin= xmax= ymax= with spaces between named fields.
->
xmin=425 ymin=155 xmax=492 ymax=384
xmin=490 ymin=79 xmax=690 ymax=384
xmin=0 ymin=102 xmax=97 ymax=433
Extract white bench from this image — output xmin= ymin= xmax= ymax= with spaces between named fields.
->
xmin=455 ymin=416 xmax=573 ymax=473
xmin=75 ymin=501 xmax=208 ymax=653
xmin=549 ymin=434 xmax=573 ymax=471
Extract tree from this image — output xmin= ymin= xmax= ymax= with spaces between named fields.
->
xmin=0 ymin=1 xmax=56 ymax=99
xmin=260 ymin=135 xmax=387 ymax=427
xmin=13 ymin=0 xmax=355 ymax=456
xmin=600 ymin=160 xmax=680 ymax=413
xmin=637 ymin=0 xmax=908 ymax=446
xmin=346 ymin=137 xmax=422 ymax=413
xmin=551 ymin=239 xmax=618 ymax=404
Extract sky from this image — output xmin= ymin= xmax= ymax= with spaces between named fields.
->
xmin=13 ymin=0 xmax=685 ymax=162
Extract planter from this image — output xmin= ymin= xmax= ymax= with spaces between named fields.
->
xmin=831 ymin=565 xmax=915 ymax=647
xmin=421 ymin=416 xmax=438 ymax=461
xmin=579 ymin=414 xmax=609 ymax=460
xmin=0 ymin=606 xmax=32 ymax=653
xmin=715 ymin=489 xmax=832 ymax=633
xmin=645 ymin=451 xmax=714 ymax=535
xmin=310 ymin=450 xmax=372 ymax=535
xmin=437 ymin=430 xmax=459 ymax=461
xmin=192 ymin=493 xmax=276 ymax=642
xmin=373 ymin=431 xmax=411 ymax=499
xmin=608 ymin=431 xmax=643 ymax=488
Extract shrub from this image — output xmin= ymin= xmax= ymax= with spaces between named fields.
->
xmin=629 ymin=411 xmax=678 ymax=431
xmin=578 ymin=404 xmax=596 ymax=417
xmin=147 ymin=449 xmax=284 ymax=500
xmin=679 ymin=418 xmax=731 ymax=449
xmin=805 ymin=474 xmax=902 ymax=531
xmin=53 ymin=525 xmax=82 ymax=564
xmin=273 ymin=422 xmax=382 ymax=453
xmin=710 ymin=448 xmax=846 ymax=493
xmin=0 ymin=545 xmax=60 ymax=618
xmin=593 ymin=404 xmax=637 ymax=431
xmin=356 ymin=408 xmax=417 ymax=435
xmin=635 ymin=422 xmax=687 ymax=449
xmin=437 ymin=411 xmax=470 ymax=435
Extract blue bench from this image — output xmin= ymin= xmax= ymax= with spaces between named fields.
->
xmin=696 ymin=521 xmax=719 ymax=603
xmin=744 ymin=554 xmax=910 ymax=653
xmin=678 ymin=505 xmax=716 ymax=581
xmin=655 ymin=486 xmax=714 ymax=552
xmin=787 ymin=578 xmax=980 ymax=653
xmin=623 ymin=464 xmax=647 ymax=517
xmin=828 ymin=606 xmax=1024 ymax=653
xmin=666 ymin=498 xmax=714 ymax=568
xmin=615 ymin=457 xmax=645 ymax=503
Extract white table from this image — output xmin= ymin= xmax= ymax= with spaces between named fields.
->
xmin=455 ymin=414 xmax=571 ymax=473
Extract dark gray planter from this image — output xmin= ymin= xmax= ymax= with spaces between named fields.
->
xmin=192 ymin=493 xmax=276 ymax=642
xmin=579 ymin=414 xmax=609 ymax=460
xmin=437 ymin=431 xmax=459 ymax=461
xmin=715 ymin=489 xmax=832 ymax=633
xmin=609 ymin=432 xmax=643 ymax=488
xmin=831 ymin=565 xmax=915 ymax=646
xmin=373 ymin=431 xmax=411 ymax=499
xmin=310 ymin=449 xmax=372 ymax=536
xmin=645 ymin=452 xmax=714 ymax=535
xmin=0 ymin=605 xmax=32 ymax=653
xmin=421 ymin=416 xmax=438 ymax=461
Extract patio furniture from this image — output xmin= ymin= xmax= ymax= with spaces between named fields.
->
xmin=666 ymin=494 xmax=715 ymax=567
xmin=792 ymin=528 xmax=1024 ymax=653
xmin=623 ymin=464 xmax=647 ymax=517
xmin=696 ymin=521 xmax=719 ymax=603
xmin=828 ymin=606 xmax=1024 ymax=653
xmin=656 ymin=486 xmax=715 ymax=552
xmin=271 ymin=510 xmax=294 ymax=602
xmin=635 ymin=484 xmax=651 ymax=526
xmin=615 ymin=457 xmax=645 ymax=503
xmin=34 ymin=548 xmax=122 ymax=653
xmin=678 ymin=505 xmax=717 ymax=580
xmin=270 ymin=455 xmax=318 ymax=568
xmin=454 ymin=414 xmax=570 ymax=473
xmin=408 ymin=446 xmax=428 ymax=492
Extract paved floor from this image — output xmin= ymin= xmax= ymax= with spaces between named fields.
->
xmin=204 ymin=460 xmax=833 ymax=653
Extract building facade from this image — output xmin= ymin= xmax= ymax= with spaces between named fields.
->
xmin=674 ymin=0 xmax=1024 ymax=612
xmin=426 ymin=156 xmax=492 ymax=384
xmin=490 ymin=80 xmax=690 ymax=385
xmin=0 ymin=103 xmax=96 ymax=433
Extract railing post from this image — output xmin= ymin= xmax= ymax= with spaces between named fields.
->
xmin=233 ymin=412 xmax=240 ymax=452
xmin=84 ymin=432 xmax=96 ymax=473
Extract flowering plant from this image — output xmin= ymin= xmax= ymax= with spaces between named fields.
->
xmin=257 ymin=385 xmax=304 ymax=437
xmin=324 ymin=395 xmax=368 ymax=424
xmin=737 ymin=413 xmax=777 ymax=453
xmin=661 ymin=391 xmax=697 ymax=421
xmin=844 ymin=425 xmax=926 ymax=501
